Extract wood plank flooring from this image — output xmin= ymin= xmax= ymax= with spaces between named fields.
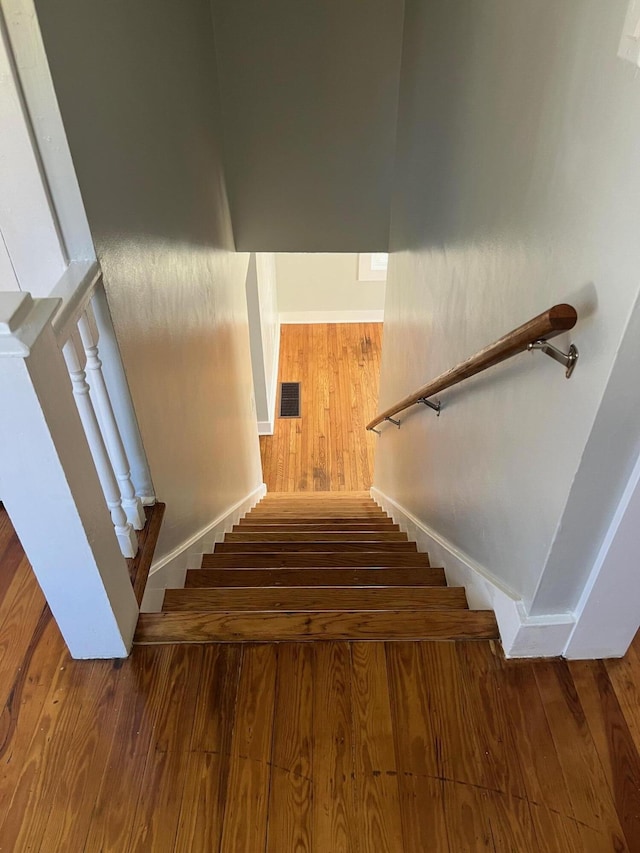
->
xmin=2 ymin=506 xmax=640 ymax=851
xmin=259 ymin=323 xmax=382 ymax=492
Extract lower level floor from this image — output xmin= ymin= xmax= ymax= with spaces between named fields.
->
xmin=260 ymin=323 xmax=382 ymax=492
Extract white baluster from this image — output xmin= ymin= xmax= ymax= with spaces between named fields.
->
xmin=90 ymin=281 xmax=156 ymax=504
xmin=63 ymin=336 xmax=138 ymax=558
xmin=77 ymin=309 xmax=146 ymax=530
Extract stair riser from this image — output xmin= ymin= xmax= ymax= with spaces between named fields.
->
xmin=214 ymin=542 xmax=417 ymax=553
xmin=202 ymin=554 xmax=430 ymax=569
xmin=226 ymin=532 xmax=409 ymax=542
xmin=186 ymin=567 xmax=447 ymax=588
xmin=162 ymin=587 xmax=468 ymax=612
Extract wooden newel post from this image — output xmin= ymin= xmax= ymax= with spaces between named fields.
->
xmin=0 ymin=292 xmax=139 ymax=658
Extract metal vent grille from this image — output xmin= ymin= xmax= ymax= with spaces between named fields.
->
xmin=279 ymin=382 xmax=301 ymax=418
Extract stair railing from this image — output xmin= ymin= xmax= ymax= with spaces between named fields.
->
xmin=367 ymin=304 xmax=578 ymax=433
xmin=50 ymin=261 xmax=155 ymax=557
xmin=0 ymin=262 xmax=155 ymax=656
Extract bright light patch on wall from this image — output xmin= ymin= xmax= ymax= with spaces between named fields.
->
xmin=370 ymin=253 xmax=389 ymax=272
xmin=358 ymin=253 xmax=388 ymax=281
xmin=619 ymin=0 xmax=640 ymax=66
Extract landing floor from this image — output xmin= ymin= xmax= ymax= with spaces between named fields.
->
xmin=1 ymin=506 xmax=639 ymax=851
xmin=259 ymin=323 xmax=382 ymax=492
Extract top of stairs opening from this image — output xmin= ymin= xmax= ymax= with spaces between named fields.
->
xmin=135 ymin=492 xmax=499 ymax=644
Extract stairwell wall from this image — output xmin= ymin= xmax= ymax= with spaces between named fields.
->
xmin=35 ymin=0 xmax=264 ymax=565
xmin=374 ymin=0 xmax=640 ymax=641
xmin=210 ymin=0 xmax=404 ymax=252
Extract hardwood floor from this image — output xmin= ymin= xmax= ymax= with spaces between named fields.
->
xmin=2 ymin=506 xmax=640 ymax=850
xmin=259 ymin=323 xmax=382 ymax=492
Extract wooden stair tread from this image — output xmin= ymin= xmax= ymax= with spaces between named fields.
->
xmin=185 ymin=567 xmax=447 ymax=588
xmin=214 ymin=541 xmax=417 ymax=552
xmin=226 ymin=531 xmax=409 ymax=542
xmin=201 ymin=552 xmax=430 ymax=569
xmin=134 ymin=609 xmax=499 ymax=643
xmin=162 ymin=586 xmax=468 ymax=612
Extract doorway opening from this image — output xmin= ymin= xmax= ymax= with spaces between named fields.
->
xmin=247 ymin=253 xmax=387 ymax=492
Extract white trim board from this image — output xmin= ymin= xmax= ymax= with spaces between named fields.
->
xmin=564 ymin=447 xmax=640 ymax=660
xmin=258 ymin=320 xmax=281 ymax=436
xmin=279 ymin=310 xmax=384 ymax=324
xmin=370 ymin=487 xmax=576 ymax=658
xmin=140 ymin=483 xmax=267 ymax=611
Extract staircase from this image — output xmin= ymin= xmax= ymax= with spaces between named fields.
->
xmin=134 ymin=492 xmax=499 ymax=643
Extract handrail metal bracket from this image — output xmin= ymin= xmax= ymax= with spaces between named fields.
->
xmin=385 ymin=416 xmax=401 ymax=428
xmin=528 ymin=339 xmax=579 ymax=379
xmin=418 ymin=397 xmax=441 ymax=416
xmin=369 ymin=426 xmax=381 ymax=435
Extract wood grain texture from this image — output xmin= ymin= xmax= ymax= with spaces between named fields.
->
xmin=535 ymin=661 xmax=628 ymax=851
xmin=266 ymin=644 xmax=314 ymax=853
xmin=175 ymin=646 xmax=242 ymax=853
xmin=201 ymin=551 xmax=431 ymax=568
xmin=185 ymin=567 xmax=447 ymax=588
xmin=219 ymin=645 xmax=277 ymax=852
xmin=127 ymin=645 xmax=204 ymax=852
xmin=133 ymin=609 xmax=498 ymax=644
xmin=350 ymin=642 xmax=403 ymax=851
xmin=312 ymin=643 xmax=357 ymax=851
xmin=162 ymin=586 xmax=468 ymax=612
xmin=1 ymin=506 xmax=640 ymax=851
xmin=236 ymin=520 xmax=399 ymax=529
xmin=260 ymin=323 xmax=382 ymax=491
xmin=225 ymin=530 xmax=409 ymax=542
xmin=386 ymin=643 xmax=449 ymax=851
xmin=127 ymin=501 xmax=166 ymax=605
xmin=215 ymin=540 xmax=415 ymax=552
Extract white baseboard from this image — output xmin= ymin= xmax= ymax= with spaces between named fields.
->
xmin=279 ymin=310 xmax=384 ymax=324
xmin=258 ymin=419 xmax=274 ymax=435
xmin=140 ymin=483 xmax=267 ymax=612
xmin=370 ymin=487 xmax=575 ymax=658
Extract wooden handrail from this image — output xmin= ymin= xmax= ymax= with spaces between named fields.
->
xmin=367 ymin=303 xmax=578 ymax=431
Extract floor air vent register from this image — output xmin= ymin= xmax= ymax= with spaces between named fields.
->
xmin=279 ymin=382 xmax=301 ymax=418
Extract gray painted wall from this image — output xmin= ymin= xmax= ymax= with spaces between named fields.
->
xmin=35 ymin=0 xmax=263 ymax=563
xmin=375 ymin=0 xmax=640 ymax=613
xmin=211 ymin=0 xmax=404 ymax=252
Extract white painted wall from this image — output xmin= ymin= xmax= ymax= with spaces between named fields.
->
xmin=246 ymin=252 xmax=280 ymax=434
xmin=277 ymin=254 xmax=386 ymax=322
xmin=35 ymin=0 xmax=263 ymax=564
xmin=375 ymin=1 xmax=640 ymax=625
xmin=210 ymin=0 xmax=404 ymax=252
xmin=1 ymin=0 xmax=95 ymax=264
xmin=0 ymin=234 xmax=19 ymax=291
xmin=0 ymin=10 xmax=67 ymax=294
